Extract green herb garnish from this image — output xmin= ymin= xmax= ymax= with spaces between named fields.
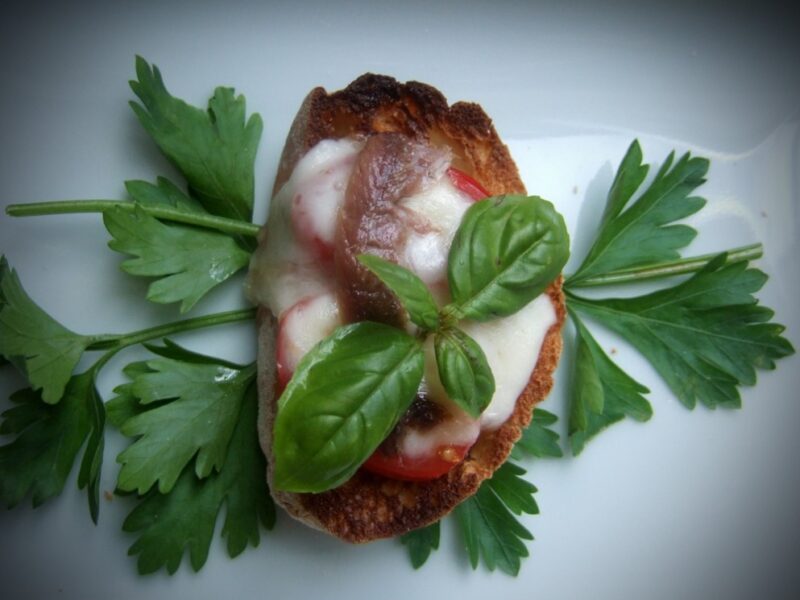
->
xmin=563 ymin=141 xmax=794 ymax=453
xmin=104 ymin=205 xmax=252 ymax=313
xmin=357 ymin=253 xmax=440 ymax=330
xmin=344 ymin=196 xmax=569 ymax=425
xmin=129 ymin=56 xmax=262 ymax=227
xmin=113 ymin=344 xmax=273 ymax=575
xmin=400 ymin=521 xmax=440 ymax=569
xmin=0 ymin=257 xmax=95 ymax=404
xmin=566 ymin=140 xmax=706 ymax=286
xmin=0 ymin=370 xmax=105 ymax=522
xmin=114 ymin=346 xmax=256 ymax=495
xmin=1 ymin=57 xmax=268 ymax=573
xmin=454 ymin=462 xmax=538 ymax=576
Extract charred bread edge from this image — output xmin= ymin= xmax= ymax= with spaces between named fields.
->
xmin=256 ymin=74 xmax=566 ymax=543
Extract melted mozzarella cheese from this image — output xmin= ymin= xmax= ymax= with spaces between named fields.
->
xmin=246 ymin=138 xmax=361 ymax=317
xmin=291 ymin=138 xmax=362 ymax=248
xmin=464 ymin=294 xmax=556 ymax=429
xmin=278 ymin=292 xmax=342 ymax=374
xmin=401 ymin=402 xmax=481 ymax=458
xmin=400 ymin=176 xmax=472 ymax=289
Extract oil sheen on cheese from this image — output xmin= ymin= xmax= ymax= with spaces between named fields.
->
xmin=248 ymin=138 xmax=556 ymax=448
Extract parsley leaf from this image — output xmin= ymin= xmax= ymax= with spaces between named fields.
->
xmin=400 ymin=522 xmax=440 ymax=569
xmin=567 ymin=308 xmax=651 ymax=454
xmin=0 ymin=256 xmax=92 ymax=404
xmin=114 ymin=343 xmax=256 ymax=494
xmin=122 ymin=383 xmax=274 ymax=575
xmin=511 ymin=408 xmax=564 ymax=460
xmin=568 ymin=256 xmax=794 ymax=410
xmin=77 ymin=379 xmax=106 ymax=523
xmin=103 ymin=205 xmax=251 ymax=313
xmin=567 ymin=140 xmax=708 ymax=286
xmin=129 ymin=56 xmax=262 ymax=224
xmin=125 ymin=176 xmax=205 ymax=214
xmin=0 ymin=370 xmax=105 ymax=522
xmin=454 ymin=462 xmax=537 ymax=576
xmin=105 ymin=362 xmax=151 ymax=429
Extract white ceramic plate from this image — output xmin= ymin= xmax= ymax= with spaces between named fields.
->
xmin=1 ymin=2 xmax=798 ymax=599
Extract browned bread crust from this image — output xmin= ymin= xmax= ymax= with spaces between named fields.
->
xmin=256 ymin=74 xmax=565 ymax=543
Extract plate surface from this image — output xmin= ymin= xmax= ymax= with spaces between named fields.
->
xmin=1 ymin=2 xmax=799 ymax=599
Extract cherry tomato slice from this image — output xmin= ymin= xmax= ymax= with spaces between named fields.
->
xmin=446 ymin=167 xmax=489 ymax=201
xmin=362 ymin=443 xmax=471 ymax=481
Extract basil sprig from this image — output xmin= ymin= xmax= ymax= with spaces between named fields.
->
xmin=272 ymin=322 xmax=424 ymax=493
xmin=272 ymin=195 xmax=569 ymax=493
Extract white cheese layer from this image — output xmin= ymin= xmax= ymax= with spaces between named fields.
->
xmin=400 ymin=168 xmax=471 ymax=292
xmin=466 ymin=294 xmax=556 ymax=429
xmin=277 ymin=292 xmax=342 ymax=375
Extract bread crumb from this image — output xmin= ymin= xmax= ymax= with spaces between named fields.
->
xmin=399 ymin=489 xmax=417 ymax=509
xmin=610 ymin=347 xmax=617 ymax=355
xmin=103 ymin=490 xmax=114 ymax=502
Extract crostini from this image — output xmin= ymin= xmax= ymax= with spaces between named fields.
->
xmin=247 ymin=74 xmax=566 ymax=543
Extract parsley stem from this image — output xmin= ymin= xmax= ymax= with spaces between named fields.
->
xmin=5 ymin=200 xmax=261 ymax=238
xmin=86 ymin=307 xmax=256 ymax=355
xmin=565 ymin=243 xmax=763 ymax=288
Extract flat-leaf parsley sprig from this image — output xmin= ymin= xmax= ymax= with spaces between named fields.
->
xmin=1 ymin=55 xmax=273 ymax=573
xmin=563 ymin=141 xmax=794 ymax=454
xmin=0 ymin=255 xmax=257 ymax=523
xmin=108 ymin=341 xmax=274 ymax=575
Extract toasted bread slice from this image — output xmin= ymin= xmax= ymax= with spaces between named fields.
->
xmin=254 ymin=74 xmax=565 ymax=543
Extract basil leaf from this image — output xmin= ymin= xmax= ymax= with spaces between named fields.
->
xmin=447 ymin=195 xmax=569 ymax=321
xmin=357 ymin=254 xmax=440 ymax=331
xmin=434 ymin=328 xmax=495 ymax=418
xmin=272 ymin=322 xmax=424 ymax=493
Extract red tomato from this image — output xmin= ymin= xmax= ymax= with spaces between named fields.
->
xmin=446 ymin=167 xmax=489 ymax=201
xmin=362 ymin=443 xmax=471 ymax=481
